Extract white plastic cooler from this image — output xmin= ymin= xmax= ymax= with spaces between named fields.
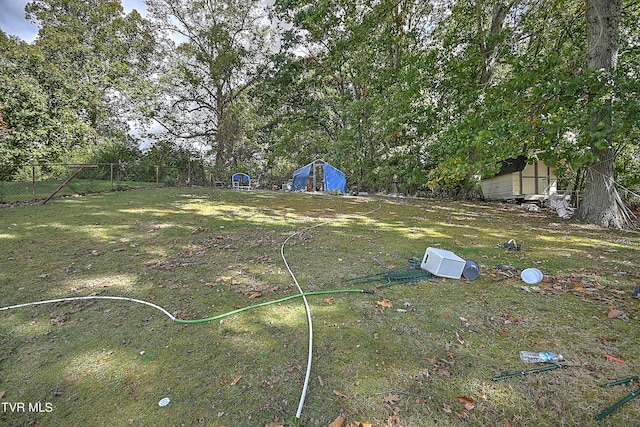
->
xmin=420 ymin=247 xmax=466 ymax=279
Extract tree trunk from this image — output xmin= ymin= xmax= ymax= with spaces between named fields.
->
xmin=577 ymin=147 xmax=632 ymax=228
xmin=575 ymin=0 xmax=632 ymax=229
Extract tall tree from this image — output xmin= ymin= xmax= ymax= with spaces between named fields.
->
xmin=267 ymin=0 xmax=434 ymax=192
xmin=28 ymin=0 xmax=155 ymax=130
xmin=0 ymin=0 xmax=155 ymax=164
xmin=424 ymin=0 xmax=515 ymax=195
xmin=575 ymin=0 xmax=633 ymax=228
xmin=146 ymin=0 xmax=275 ymax=175
xmin=425 ymin=0 xmax=638 ymax=227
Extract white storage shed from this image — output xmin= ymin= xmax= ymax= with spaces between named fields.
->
xmin=481 ymin=156 xmax=558 ymax=202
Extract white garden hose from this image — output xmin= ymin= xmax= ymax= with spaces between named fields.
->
xmin=1 ymin=198 xmax=382 ymax=421
xmin=0 ymin=295 xmax=176 ymax=320
xmin=279 ymin=201 xmax=381 ymax=419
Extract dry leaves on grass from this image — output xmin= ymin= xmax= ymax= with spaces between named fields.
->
xmin=346 ymin=422 xmax=380 ymax=427
xmin=457 ymin=395 xmax=475 ymax=411
xmin=607 ymin=308 xmax=628 ymax=320
xmin=382 ymin=394 xmax=400 ymax=405
xmin=333 ymin=390 xmax=349 ymax=399
xmin=248 ymin=291 xmax=262 ymax=299
xmin=425 ymin=357 xmax=456 ymax=377
xmin=376 ymin=297 xmax=393 ymax=309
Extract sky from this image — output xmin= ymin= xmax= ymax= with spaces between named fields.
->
xmin=0 ymin=0 xmax=148 ymax=43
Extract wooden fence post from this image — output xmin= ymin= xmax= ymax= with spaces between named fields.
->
xmin=31 ymin=165 xmax=36 ymax=201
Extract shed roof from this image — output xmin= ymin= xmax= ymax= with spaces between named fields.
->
xmin=495 ymin=156 xmax=527 ymax=177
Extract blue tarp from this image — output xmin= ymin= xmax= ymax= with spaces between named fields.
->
xmin=324 ymin=162 xmax=347 ymax=193
xmin=232 ymin=173 xmax=250 ymax=182
xmin=290 ymin=161 xmax=347 ymax=193
xmin=291 ymin=164 xmax=312 ymax=191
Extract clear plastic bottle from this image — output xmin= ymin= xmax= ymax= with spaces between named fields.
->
xmin=519 ymin=351 xmax=563 ymax=363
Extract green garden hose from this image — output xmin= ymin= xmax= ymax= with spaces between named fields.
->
xmin=172 ymin=288 xmax=374 ymax=324
xmin=0 ymin=201 xmax=383 ymax=422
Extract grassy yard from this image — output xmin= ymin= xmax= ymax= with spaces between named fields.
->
xmin=0 ymin=179 xmax=161 ymax=204
xmin=0 ymin=188 xmax=639 ymax=427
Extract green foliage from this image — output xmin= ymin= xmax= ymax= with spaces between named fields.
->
xmin=161 ymin=175 xmax=178 ymax=187
xmin=0 ymin=0 xmax=155 ymax=165
xmin=262 ymin=0 xmax=435 ymax=192
xmin=1 ymin=0 xmax=638 ymax=224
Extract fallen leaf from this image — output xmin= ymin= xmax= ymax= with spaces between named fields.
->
xmin=597 ymin=336 xmax=620 ymax=342
xmin=230 ymin=375 xmax=242 ymax=386
xmin=608 ymin=309 xmax=624 ymax=319
xmin=383 ymin=394 xmax=400 ymax=405
xmin=425 ymin=357 xmax=439 ymax=365
xmin=0 ymin=391 xmax=6 ymax=398
xmin=216 ymin=276 xmax=232 ymax=282
xmin=333 ymin=390 xmax=349 ymax=399
xmin=317 ymin=375 xmax=324 ymax=386
xmin=457 ymin=395 xmax=475 ymax=404
xmin=376 ymin=297 xmax=392 ymax=308
xmin=328 ymin=415 xmax=344 ymax=427
xmin=464 ymin=402 xmax=475 ymax=411
xmin=324 ymin=298 xmax=335 ymax=305
xmin=249 ymin=292 xmax=262 ymax=299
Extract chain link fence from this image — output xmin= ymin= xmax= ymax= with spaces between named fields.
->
xmin=0 ymin=163 xmax=211 ymax=204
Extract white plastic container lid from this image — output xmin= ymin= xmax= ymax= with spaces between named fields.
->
xmin=521 ymin=268 xmax=543 ymax=284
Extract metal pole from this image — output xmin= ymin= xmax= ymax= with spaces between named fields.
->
xmin=313 ymin=162 xmax=316 ymax=191
xmin=597 ymin=388 xmax=640 ymax=420
xmin=42 ymin=167 xmax=85 ymax=204
xmin=31 ymin=165 xmax=36 ymax=200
